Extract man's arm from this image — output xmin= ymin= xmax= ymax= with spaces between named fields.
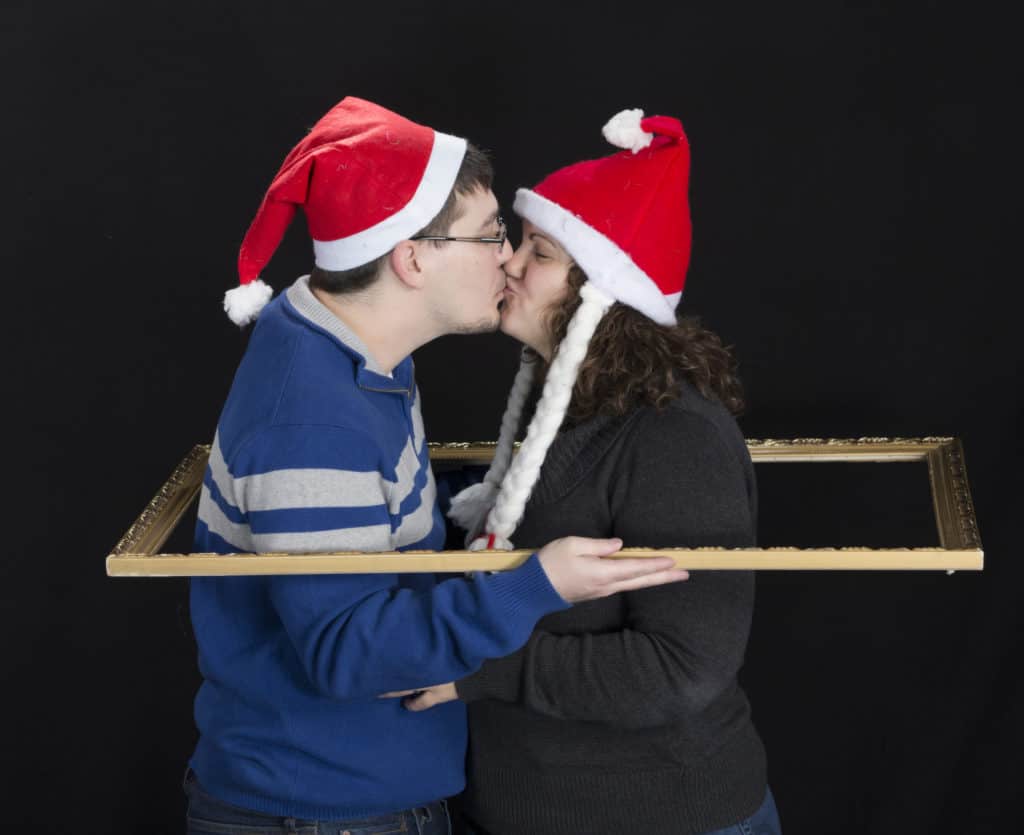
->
xmin=220 ymin=424 xmax=685 ymax=702
xmin=270 ymin=555 xmax=566 ymax=700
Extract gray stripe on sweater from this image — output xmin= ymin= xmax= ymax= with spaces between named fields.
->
xmin=212 ymin=428 xmax=423 ymax=516
xmin=198 ymin=484 xmax=393 ymax=553
xmin=412 ymin=389 xmax=426 ymax=447
xmin=197 ymin=484 xmax=251 ymax=551
xmin=207 ymin=433 xmax=239 ymax=509
xmin=383 ymin=390 xmax=427 ymax=513
xmin=252 ymin=525 xmax=393 ymax=553
xmin=239 ymin=467 xmax=388 ymax=511
xmin=393 ymin=474 xmax=438 ymax=548
xmin=389 ymin=438 xmax=422 ymax=513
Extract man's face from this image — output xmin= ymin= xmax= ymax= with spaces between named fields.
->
xmin=419 ymin=187 xmax=511 ymax=336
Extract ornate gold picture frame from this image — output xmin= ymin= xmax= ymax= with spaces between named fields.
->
xmin=107 ymin=437 xmax=982 ymax=576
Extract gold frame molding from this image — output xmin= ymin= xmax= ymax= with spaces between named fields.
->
xmin=107 ymin=437 xmax=983 ymax=577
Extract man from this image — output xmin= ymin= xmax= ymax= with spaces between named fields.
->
xmin=186 ymin=96 xmax=688 ymax=833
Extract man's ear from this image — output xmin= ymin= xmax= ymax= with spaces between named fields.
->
xmin=389 ymin=240 xmax=426 ymax=290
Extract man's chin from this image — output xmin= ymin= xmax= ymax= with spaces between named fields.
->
xmin=450 ymin=311 xmax=501 ymax=336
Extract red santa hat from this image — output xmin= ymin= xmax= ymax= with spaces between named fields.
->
xmin=448 ymin=108 xmax=693 ymax=549
xmin=224 ymin=96 xmax=467 ymax=326
xmin=514 ymin=108 xmax=691 ymax=325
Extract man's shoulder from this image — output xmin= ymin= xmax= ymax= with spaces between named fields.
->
xmin=237 ymin=308 xmax=372 ymax=421
xmin=220 ymin=336 xmax=382 ymax=463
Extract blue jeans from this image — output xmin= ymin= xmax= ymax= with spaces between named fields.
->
xmin=184 ymin=769 xmax=452 ymax=835
xmin=461 ymin=787 xmax=780 ymax=835
xmin=702 ymin=788 xmax=782 ymax=835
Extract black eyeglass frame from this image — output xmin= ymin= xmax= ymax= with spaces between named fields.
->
xmin=410 ymin=217 xmax=507 ymax=249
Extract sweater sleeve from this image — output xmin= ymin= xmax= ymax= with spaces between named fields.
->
xmin=230 ymin=425 xmax=569 ymax=700
xmin=270 ymin=554 xmax=566 ymax=701
xmin=457 ymin=408 xmax=757 ymax=729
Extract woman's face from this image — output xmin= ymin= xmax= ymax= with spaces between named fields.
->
xmin=500 ymin=220 xmax=574 ymax=360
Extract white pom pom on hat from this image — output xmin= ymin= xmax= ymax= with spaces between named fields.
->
xmin=224 ymin=279 xmax=274 ymax=327
xmin=601 ymin=108 xmax=655 ymax=153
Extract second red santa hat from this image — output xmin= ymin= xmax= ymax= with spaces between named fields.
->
xmin=513 ymin=108 xmax=692 ymax=325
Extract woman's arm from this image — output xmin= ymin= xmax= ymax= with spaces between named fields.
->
xmin=457 ymin=407 xmax=757 ymax=728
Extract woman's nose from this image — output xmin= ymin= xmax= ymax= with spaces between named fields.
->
xmin=503 ymin=244 xmax=525 ymax=277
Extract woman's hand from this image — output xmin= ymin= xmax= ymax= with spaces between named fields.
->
xmin=378 ymin=682 xmax=459 ymax=711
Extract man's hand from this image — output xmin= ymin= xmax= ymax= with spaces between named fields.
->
xmin=537 ymin=537 xmax=689 ymax=603
xmin=378 ymin=682 xmax=459 ymax=711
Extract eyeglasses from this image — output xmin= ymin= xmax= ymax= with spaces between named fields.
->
xmin=410 ymin=217 xmax=507 ymax=250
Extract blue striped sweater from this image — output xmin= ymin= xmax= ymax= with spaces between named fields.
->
xmin=190 ymin=276 xmax=567 ymax=819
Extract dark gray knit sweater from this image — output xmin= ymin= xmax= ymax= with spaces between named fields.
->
xmin=455 ymin=382 xmax=768 ymax=835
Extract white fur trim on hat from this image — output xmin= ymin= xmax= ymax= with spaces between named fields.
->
xmin=224 ymin=279 xmax=273 ymax=326
xmin=602 ymin=108 xmax=654 ymax=154
xmin=514 ymin=189 xmax=678 ymax=325
xmin=312 ymin=131 xmax=467 ymax=271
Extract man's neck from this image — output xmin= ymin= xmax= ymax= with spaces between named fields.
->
xmin=311 ymin=285 xmax=434 ymax=375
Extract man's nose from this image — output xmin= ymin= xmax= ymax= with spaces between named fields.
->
xmin=497 ymin=237 xmax=513 ymax=265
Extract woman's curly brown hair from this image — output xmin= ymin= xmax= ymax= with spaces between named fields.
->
xmin=537 ymin=265 xmax=746 ymax=424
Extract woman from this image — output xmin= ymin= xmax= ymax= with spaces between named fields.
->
xmin=416 ymin=109 xmax=780 ymax=835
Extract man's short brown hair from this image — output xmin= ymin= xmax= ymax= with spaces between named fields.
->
xmin=309 ymin=143 xmax=494 ymax=295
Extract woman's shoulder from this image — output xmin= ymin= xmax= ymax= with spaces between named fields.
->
xmin=606 ymin=384 xmax=758 ymax=547
xmin=631 ymin=380 xmax=745 ymax=440
xmin=624 ymin=381 xmax=751 ymax=470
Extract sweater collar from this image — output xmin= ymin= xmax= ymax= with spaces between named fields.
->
xmin=284 ymin=275 xmax=413 ymax=394
xmin=527 ymin=408 xmax=645 ymax=506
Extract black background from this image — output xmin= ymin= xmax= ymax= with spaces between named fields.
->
xmin=5 ymin=1 xmax=1018 ymax=832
